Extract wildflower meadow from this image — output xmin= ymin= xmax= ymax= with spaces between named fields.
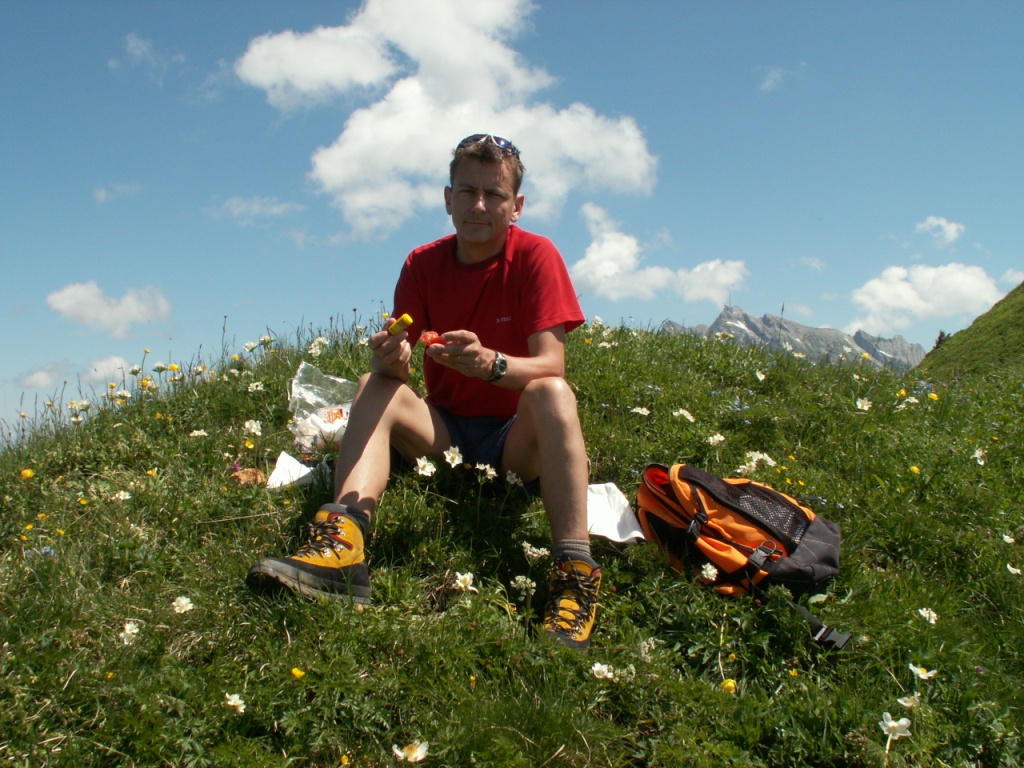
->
xmin=1 ymin=315 xmax=1021 ymax=766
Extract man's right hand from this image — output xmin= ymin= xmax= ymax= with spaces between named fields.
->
xmin=369 ymin=321 xmax=412 ymax=380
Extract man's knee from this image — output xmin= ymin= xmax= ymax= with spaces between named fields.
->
xmin=520 ymin=377 xmax=578 ymax=416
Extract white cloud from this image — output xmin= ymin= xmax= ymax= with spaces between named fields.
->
xmin=19 ymin=362 xmax=73 ymax=390
xmin=915 ymin=215 xmax=965 ymax=246
xmin=1001 ymin=268 xmax=1024 ymax=287
xmin=46 ymin=281 xmax=171 ymax=338
xmin=211 ymin=196 xmax=305 ymax=226
xmin=82 ymin=355 xmax=133 ymax=384
xmin=108 ymin=32 xmax=185 ymax=86
xmin=800 ymin=257 xmax=825 ymax=272
xmin=94 ymin=182 xmax=140 ymax=204
xmin=758 ymin=62 xmax=806 ymax=92
xmin=846 ymin=263 xmax=1003 ymax=335
xmin=570 ymin=203 xmax=747 ymax=307
xmin=235 ymin=0 xmax=656 ymax=238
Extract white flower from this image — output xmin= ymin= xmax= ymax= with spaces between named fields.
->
xmin=189 ymin=429 xmax=208 ymax=437
xmin=631 ymin=406 xmax=651 ymax=416
xmin=521 ymin=542 xmax=550 ymax=561
xmin=119 ymin=621 xmax=140 ymax=645
xmin=244 ymin=419 xmax=262 ymax=436
xmin=392 ymin=741 xmax=429 ymax=763
xmin=443 ymin=446 xmax=463 ymax=468
xmin=897 ymin=692 xmax=921 ymax=708
xmin=129 ymin=364 xmax=143 ymax=376
xmin=878 ymin=712 xmax=911 ymax=751
xmin=973 ymin=448 xmax=986 ymax=466
xmin=415 ymin=457 xmax=437 ymax=477
xmin=917 ymin=608 xmax=938 ymax=625
xmin=224 ymin=693 xmax=245 ymax=714
xmin=475 ymin=463 xmax=498 ymax=480
xmin=307 ymin=336 xmax=329 ymax=358
xmin=153 ymin=362 xmax=168 ymax=373
xmin=112 ymin=490 xmax=132 ymax=502
xmin=735 ymin=451 xmax=777 ymax=476
xmin=755 ymin=370 xmax=766 ymax=382
xmin=511 ymin=575 xmax=536 ymax=597
xmin=247 ymin=381 xmax=264 ymax=393
xmin=506 ymin=470 xmax=523 ymax=486
xmin=591 ymin=662 xmax=615 ymax=680
xmin=909 ymin=663 xmax=938 ymax=680
xmin=856 ymin=398 xmax=872 ymax=411
xmin=259 ymin=335 xmax=273 ymax=347
xmin=672 ymin=408 xmax=695 ymax=422
xmin=700 ymin=563 xmax=719 ymax=582
xmin=707 ymin=433 xmax=725 ymax=446
xmin=1003 ymin=534 xmax=1016 ymax=544
xmin=243 ymin=341 xmax=258 ymax=352
xmin=1008 ymin=564 xmax=1022 ymax=575
xmin=172 ymin=596 xmax=194 ymax=614
xmin=453 ymin=572 xmax=478 ymax=592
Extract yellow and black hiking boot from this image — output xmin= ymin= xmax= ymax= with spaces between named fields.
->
xmin=246 ymin=508 xmax=371 ymax=604
xmin=543 ymin=558 xmax=601 ymax=650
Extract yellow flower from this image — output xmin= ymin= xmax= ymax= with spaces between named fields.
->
xmin=231 ymin=354 xmax=240 ymax=362
xmin=928 ymin=392 xmax=939 ymax=401
xmin=56 ymin=529 xmax=65 ymax=536
xmin=720 ymin=679 xmax=737 ymax=694
xmin=244 ymin=438 xmax=255 ymax=450
xmin=341 ymin=756 xmax=349 ymax=766
xmin=106 ymin=671 xmax=115 ymax=680
xmin=143 ymin=348 xmax=151 ymax=354
xmin=37 ymin=513 xmax=49 ymax=520
xmin=910 ymin=466 xmax=921 ymax=474
xmin=727 ymin=653 xmax=737 ymax=663
xmin=291 ymin=667 xmax=306 ymax=680
xmin=146 ymin=469 xmax=157 ymax=477
xmin=168 ymin=363 xmax=180 ymax=372
xmin=898 ymin=388 xmax=907 ymax=397
xmin=470 ymin=675 xmax=477 ymax=689
xmin=789 ymin=669 xmax=799 ymax=677
xmin=20 ymin=468 xmax=35 ymax=479
xmin=25 ymin=523 xmax=33 ymax=531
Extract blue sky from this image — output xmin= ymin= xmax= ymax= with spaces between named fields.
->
xmin=3 ymin=0 xmax=1022 ymax=426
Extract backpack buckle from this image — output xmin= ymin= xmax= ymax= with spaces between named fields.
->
xmin=686 ymin=510 xmax=708 ymax=540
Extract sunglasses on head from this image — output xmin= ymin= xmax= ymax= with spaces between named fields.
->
xmin=457 ymin=133 xmax=520 ymax=157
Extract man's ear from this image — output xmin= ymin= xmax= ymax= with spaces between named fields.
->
xmin=444 ymin=186 xmax=452 ymax=215
xmin=510 ymin=193 xmax=525 ymax=222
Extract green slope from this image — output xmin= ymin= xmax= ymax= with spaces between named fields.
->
xmin=918 ymin=279 xmax=1024 ymax=380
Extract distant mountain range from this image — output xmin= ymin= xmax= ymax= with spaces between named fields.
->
xmin=661 ymin=305 xmax=927 ymax=371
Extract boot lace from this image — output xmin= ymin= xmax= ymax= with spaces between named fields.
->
xmin=545 ymin=565 xmax=600 ymax=634
xmin=296 ymin=515 xmax=354 ymax=556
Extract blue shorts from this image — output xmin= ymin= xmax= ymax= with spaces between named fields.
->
xmin=435 ymin=407 xmax=517 ymax=470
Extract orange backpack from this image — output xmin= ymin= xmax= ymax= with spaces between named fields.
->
xmin=637 ymin=463 xmax=842 ymax=598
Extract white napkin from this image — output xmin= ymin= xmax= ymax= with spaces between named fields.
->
xmin=266 ymin=451 xmax=314 ymax=489
xmin=587 ymin=482 xmax=645 ymax=543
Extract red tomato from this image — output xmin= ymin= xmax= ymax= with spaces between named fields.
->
xmin=419 ymin=330 xmax=446 ymax=347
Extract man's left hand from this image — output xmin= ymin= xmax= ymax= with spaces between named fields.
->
xmin=425 ymin=330 xmax=495 ymax=379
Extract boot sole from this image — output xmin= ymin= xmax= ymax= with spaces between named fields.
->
xmin=246 ymin=559 xmax=371 ymax=605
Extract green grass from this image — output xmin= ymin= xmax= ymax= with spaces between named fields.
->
xmin=2 ymin=316 xmax=1022 ymax=767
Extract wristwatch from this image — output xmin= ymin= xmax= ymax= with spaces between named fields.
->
xmin=486 ymin=350 xmax=508 ymax=382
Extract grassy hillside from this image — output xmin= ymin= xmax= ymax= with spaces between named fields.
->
xmin=918 ymin=280 xmax=1024 ymax=380
xmin=2 ymin=316 xmax=1022 ymax=767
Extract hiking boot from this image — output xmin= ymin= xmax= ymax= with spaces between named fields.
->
xmin=543 ymin=558 xmax=601 ymax=650
xmin=246 ymin=509 xmax=371 ymax=604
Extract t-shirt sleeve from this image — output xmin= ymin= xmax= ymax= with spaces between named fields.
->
xmin=516 ymin=234 xmax=585 ymax=337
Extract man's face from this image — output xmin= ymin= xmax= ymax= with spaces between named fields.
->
xmin=444 ymin=158 xmax=524 ymax=261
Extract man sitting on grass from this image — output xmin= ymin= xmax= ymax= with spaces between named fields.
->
xmin=246 ymin=133 xmax=600 ymax=649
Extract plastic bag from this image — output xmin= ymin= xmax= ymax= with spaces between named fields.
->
xmin=287 ymin=362 xmax=358 ymax=452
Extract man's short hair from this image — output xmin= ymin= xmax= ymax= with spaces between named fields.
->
xmin=450 ymin=134 xmax=525 ymax=193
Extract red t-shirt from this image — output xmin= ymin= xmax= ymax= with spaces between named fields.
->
xmin=394 ymin=225 xmax=584 ymax=419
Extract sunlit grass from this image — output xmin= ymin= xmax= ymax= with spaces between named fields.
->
xmin=1 ymin=316 xmax=1021 ymax=766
